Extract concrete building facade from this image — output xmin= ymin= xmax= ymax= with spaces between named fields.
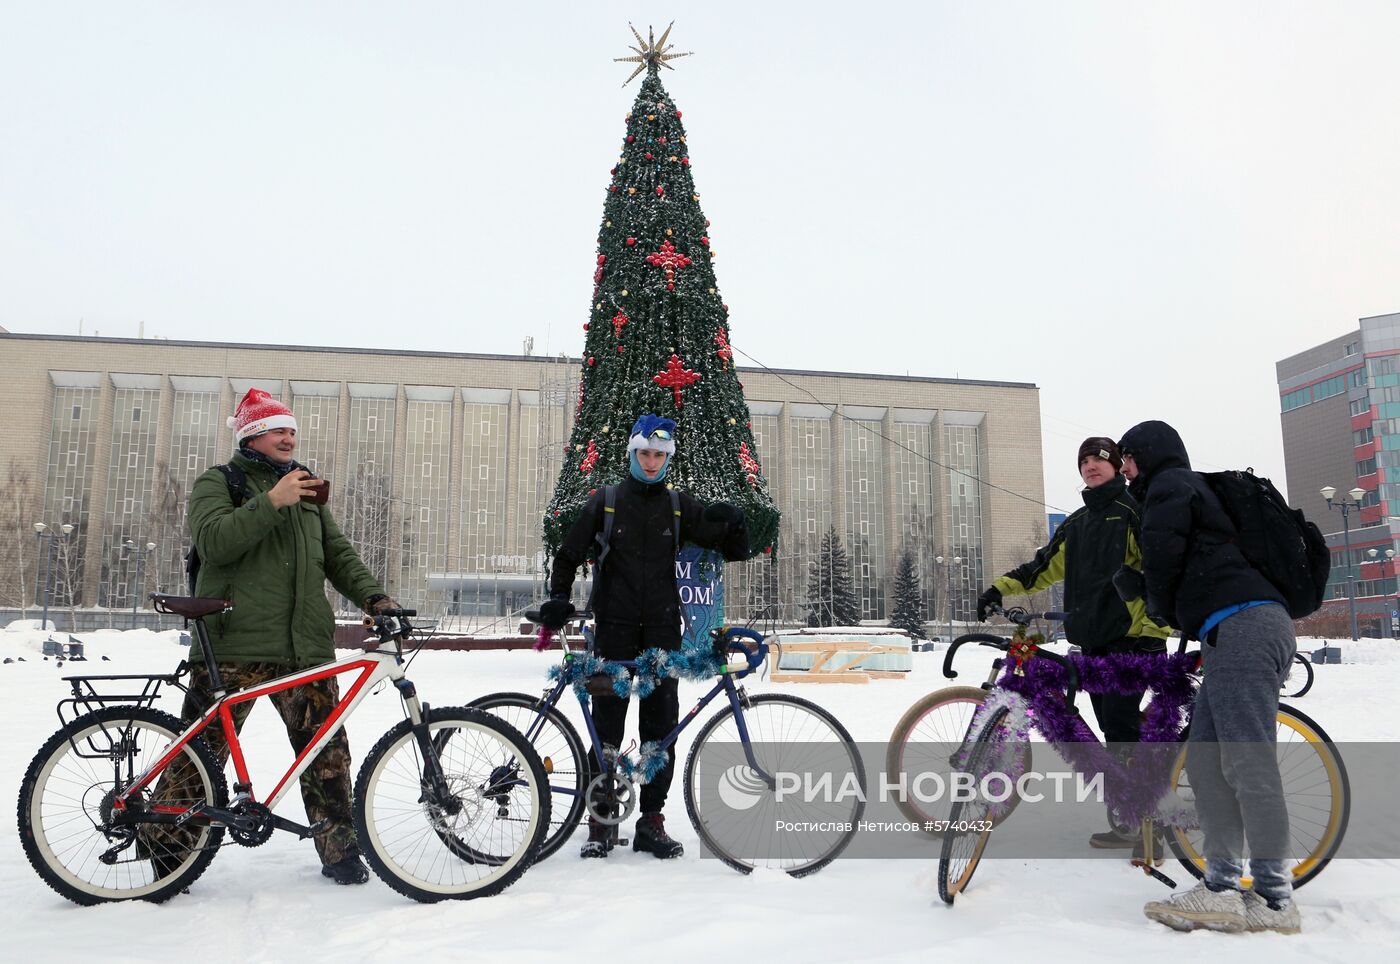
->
xmin=0 ymin=332 xmax=1047 ymax=629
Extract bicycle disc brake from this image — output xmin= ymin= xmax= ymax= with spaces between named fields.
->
xmin=226 ymin=801 xmax=275 ymax=847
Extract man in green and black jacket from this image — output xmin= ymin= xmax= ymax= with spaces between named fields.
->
xmin=975 ymin=437 xmax=1171 ymax=848
xmin=182 ymin=388 xmax=395 ymax=885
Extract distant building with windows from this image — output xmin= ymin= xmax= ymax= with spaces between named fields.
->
xmin=0 ymin=331 xmax=1047 ymax=629
xmin=1277 ymin=311 xmax=1400 ymax=635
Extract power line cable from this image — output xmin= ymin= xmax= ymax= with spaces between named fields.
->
xmin=731 ymin=345 xmax=1074 ymax=515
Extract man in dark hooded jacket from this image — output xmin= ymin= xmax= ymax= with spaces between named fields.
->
xmin=1119 ymin=420 xmax=1300 ymax=935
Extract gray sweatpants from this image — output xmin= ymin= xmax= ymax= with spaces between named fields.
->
xmin=1187 ymin=602 xmax=1295 ymax=903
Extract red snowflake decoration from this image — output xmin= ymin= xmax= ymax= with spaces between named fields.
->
xmin=714 ymin=326 xmax=733 ymax=368
xmin=580 ymin=439 xmax=600 ymax=474
xmin=645 ymin=239 xmax=692 ymax=291
xmin=652 ymin=354 xmax=700 ymax=407
xmin=738 ymin=442 xmax=762 ymax=487
xmin=611 ymin=310 xmax=629 ymax=340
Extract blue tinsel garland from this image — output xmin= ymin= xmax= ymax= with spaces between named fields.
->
xmin=544 ymin=635 xmax=731 ymax=785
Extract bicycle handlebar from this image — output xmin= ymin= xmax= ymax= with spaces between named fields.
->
xmin=943 ymin=625 xmax=1082 ymax=707
xmin=363 ymin=610 xmax=416 ymax=644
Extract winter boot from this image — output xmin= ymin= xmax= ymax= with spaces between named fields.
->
xmin=633 ymin=812 xmax=684 ymax=859
xmin=579 ymin=818 xmax=614 ymax=859
xmin=1088 ymin=822 xmax=1137 ymax=849
xmin=1143 ymin=881 xmax=1247 ymax=933
xmin=320 ymin=847 xmax=370 ymax=885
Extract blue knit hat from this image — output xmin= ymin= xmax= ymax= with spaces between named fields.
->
xmin=627 ymin=414 xmax=677 ymax=454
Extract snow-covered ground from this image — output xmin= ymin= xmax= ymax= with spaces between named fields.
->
xmin=3 ymin=625 xmax=1397 ymax=963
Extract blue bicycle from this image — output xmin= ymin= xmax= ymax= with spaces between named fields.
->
xmin=469 ymin=613 xmax=865 ymax=876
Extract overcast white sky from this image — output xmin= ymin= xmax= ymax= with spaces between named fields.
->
xmin=3 ymin=1 xmax=1398 ymax=514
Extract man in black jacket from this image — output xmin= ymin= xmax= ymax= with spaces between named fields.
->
xmin=539 ymin=414 xmax=751 ymax=860
xmin=1120 ymin=420 xmax=1300 ymax=935
xmin=976 ymin=437 xmax=1171 ymax=850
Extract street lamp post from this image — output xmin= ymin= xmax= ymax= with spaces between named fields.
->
xmin=935 ymin=554 xmax=962 ymax=642
xmin=1321 ymin=484 xmax=1367 ymax=641
xmin=130 ymin=541 xmax=156 ymax=628
xmin=33 ymin=522 xmax=75 ymax=635
xmin=1368 ymin=546 xmax=1397 ymax=638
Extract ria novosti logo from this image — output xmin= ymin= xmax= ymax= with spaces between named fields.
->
xmin=715 ymin=765 xmax=769 ymax=811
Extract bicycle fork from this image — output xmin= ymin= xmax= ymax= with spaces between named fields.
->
xmin=397 ymin=679 xmax=461 ymax=817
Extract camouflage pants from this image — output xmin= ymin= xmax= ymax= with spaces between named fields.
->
xmin=159 ymin=661 xmax=357 ymax=866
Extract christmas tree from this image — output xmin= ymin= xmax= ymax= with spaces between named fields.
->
xmin=889 ymin=549 xmax=927 ymax=638
xmin=806 ymin=526 xmax=861 ymax=627
xmin=543 ymin=25 xmax=780 ymax=561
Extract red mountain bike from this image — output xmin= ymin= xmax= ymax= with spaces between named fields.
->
xmin=18 ymin=593 xmax=549 ymax=904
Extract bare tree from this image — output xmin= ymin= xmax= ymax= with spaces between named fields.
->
xmin=0 ymin=464 xmax=41 ymax=617
xmin=338 ymin=464 xmax=394 ymax=615
xmin=147 ymin=461 xmax=189 ymax=595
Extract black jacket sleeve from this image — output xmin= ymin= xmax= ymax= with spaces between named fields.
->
xmin=549 ymin=491 xmax=606 ymax=598
xmin=678 ymin=493 xmax=752 ymax=562
xmin=1140 ymin=470 xmax=1196 ymax=629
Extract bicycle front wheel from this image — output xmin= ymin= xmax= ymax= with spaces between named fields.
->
xmin=468 ymin=691 xmax=588 ymax=863
xmin=1281 ymin=653 xmax=1315 ymax=699
xmin=18 ymin=705 xmax=227 ymax=905
xmin=937 ymin=704 xmax=1008 ymax=905
xmin=684 ymin=694 xmax=864 ymax=877
xmin=887 ymin=686 xmax=1030 ymax=829
xmin=354 ymin=707 xmax=549 ymax=902
xmin=1167 ymin=703 xmax=1349 ymax=890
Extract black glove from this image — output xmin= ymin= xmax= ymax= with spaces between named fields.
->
xmin=1112 ymin=566 xmax=1146 ymax=602
xmin=976 ymin=586 xmax=1002 ymax=622
xmin=538 ymin=596 xmax=576 ymax=631
xmin=703 ymin=501 xmax=745 ymax=529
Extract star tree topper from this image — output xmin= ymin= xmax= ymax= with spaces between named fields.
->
xmin=614 ymin=22 xmax=693 ymax=86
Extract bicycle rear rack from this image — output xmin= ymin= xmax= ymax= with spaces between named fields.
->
xmin=57 ymin=662 xmax=194 ymax=760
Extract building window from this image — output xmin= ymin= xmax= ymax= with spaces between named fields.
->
xmin=1352 ymin=399 xmax=1369 ymax=416
xmin=1356 ymin=458 xmax=1377 ymax=477
xmin=1355 ymin=426 xmax=1375 ymax=446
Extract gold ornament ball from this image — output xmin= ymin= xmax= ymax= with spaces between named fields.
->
xmin=627 ymin=187 xmax=636 ymax=195
xmin=647 ymin=114 xmax=656 ymax=121
xmin=575 ymin=444 xmax=583 ymax=452
xmin=727 ymin=418 xmax=736 ymax=426
xmin=665 ymin=228 xmax=672 ymax=236
xmin=621 ymin=289 xmax=629 ymax=296
xmin=601 ymin=425 xmax=610 ymax=433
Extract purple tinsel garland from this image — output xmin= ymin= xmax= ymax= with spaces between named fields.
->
xmin=964 ymin=650 xmax=1201 ymax=827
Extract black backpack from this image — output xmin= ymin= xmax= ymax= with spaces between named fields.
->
xmin=1199 ymin=468 xmax=1331 ymax=619
xmin=184 ymin=464 xmax=247 ymax=594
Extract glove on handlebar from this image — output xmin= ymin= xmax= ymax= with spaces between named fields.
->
xmin=538 ymin=596 xmax=576 ymax=631
xmin=975 ymin=586 xmax=1002 ymax=622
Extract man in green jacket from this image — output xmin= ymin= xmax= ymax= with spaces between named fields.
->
xmin=975 ymin=437 xmax=1171 ymax=850
xmin=181 ymin=388 xmax=395 ymax=885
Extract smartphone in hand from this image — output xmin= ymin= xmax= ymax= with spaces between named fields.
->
xmin=301 ymin=478 xmax=330 ymax=505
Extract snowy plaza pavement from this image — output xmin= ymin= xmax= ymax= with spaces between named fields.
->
xmin=3 ymin=625 xmax=1398 ymax=963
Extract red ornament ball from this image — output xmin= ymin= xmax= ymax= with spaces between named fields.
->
xmin=583 ymin=322 xmax=590 ymax=331
xmin=700 ymin=237 xmax=709 ymax=246
xmin=658 ymin=136 xmax=668 ymax=144
xmin=627 ymin=135 xmax=635 ymax=143
xmin=675 ymin=110 xmax=682 ymax=118
xmin=655 ymin=185 xmax=664 ymax=196
xmin=625 ymin=237 xmax=637 ymax=246
xmin=617 ymin=346 xmax=624 ymax=353
xmin=588 ymin=356 xmax=596 ymax=366
xmin=645 ymin=152 xmax=654 ymax=160
xmin=597 ymin=254 xmax=606 ymax=265
xmin=681 ymin=157 xmax=690 ymax=167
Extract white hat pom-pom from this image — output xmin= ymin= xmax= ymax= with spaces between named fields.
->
xmin=226 ymin=415 xmax=238 ymax=428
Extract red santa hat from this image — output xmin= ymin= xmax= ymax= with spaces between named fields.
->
xmin=228 ymin=388 xmax=298 ymax=443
